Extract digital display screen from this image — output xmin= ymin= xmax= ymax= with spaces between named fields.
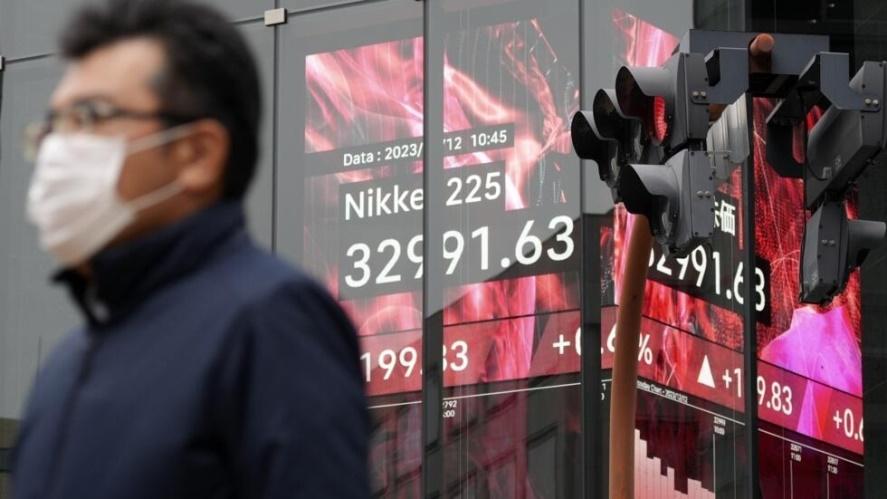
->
xmin=300 ymin=2 xmax=581 ymax=496
xmin=303 ymin=26 xmax=580 ymax=394
xmin=295 ymin=2 xmax=863 ymax=497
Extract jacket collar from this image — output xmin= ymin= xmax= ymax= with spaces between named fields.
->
xmin=54 ymin=201 xmax=246 ymax=330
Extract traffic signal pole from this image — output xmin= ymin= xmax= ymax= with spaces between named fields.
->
xmin=608 ymin=215 xmax=652 ymax=499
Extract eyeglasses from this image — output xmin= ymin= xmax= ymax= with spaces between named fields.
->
xmin=23 ymin=99 xmax=196 ymax=161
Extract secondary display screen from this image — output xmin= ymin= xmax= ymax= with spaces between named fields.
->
xmin=598 ymin=10 xmax=864 ymax=498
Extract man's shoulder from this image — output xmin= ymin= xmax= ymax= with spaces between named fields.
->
xmin=23 ymin=328 xmax=90 ymax=412
xmin=200 ymin=241 xmax=352 ymax=336
xmin=207 ymin=241 xmax=326 ymax=305
xmin=43 ymin=328 xmax=90 ymax=369
xmin=207 ymin=243 xmax=360 ymax=374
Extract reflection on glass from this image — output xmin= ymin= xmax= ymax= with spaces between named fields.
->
xmin=292 ymin=0 xmax=867 ymax=496
xmin=297 ymin=9 xmax=424 ymax=497
xmin=752 ymin=98 xmax=863 ymax=497
xmin=599 ymin=10 xmax=864 ymax=496
xmin=599 ymin=8 xmax=749 ymax=497
xmin=427 ymin=1 xmax=583 ymax=497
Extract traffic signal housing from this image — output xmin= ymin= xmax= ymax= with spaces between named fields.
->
xmin=767 ymin=52 xmax=887 ymax=303
xmin=801 ymin=200 xmax=886 ymax=304
xmin=571 ymin=47 xmax=747 ymax=255
xmin=570 ymin=89 xmax=643 ymax=196
xmin=768 ymin=54 xmax=886 ymax=208
xmin=619 ymin=150 xmax=715 ymax=255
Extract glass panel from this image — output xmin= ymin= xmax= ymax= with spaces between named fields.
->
xmin=281 ymin=0 xmax=369 ymax=14
xmin=589 ymin=4 xmax=869 ymax=496
xmin=741 ymin=2 xmax=868 ymax=495
xmin=855 ymin=3 xmax=887 ymax=495
xmin=602 ymin=168 xmax=753 ymax=493
xmin=585 ymin=2 xmax=755 ymax=498
xmin=424 ymin=0 xmax=583 ymax=496
xmin=205 ymin=0 xmax=274 ymax=21
xmin=0 ymin=56 xmax=71 ymax=498
xmin=752 ymin=94 xmax=865 ymax=495
xmin=743 ymin=2 xmax=872 ymax=496
xmin=0 ymin=0 xmax=269 ymax=59
xmin=276 ymin=2 xmax=424 ymax=497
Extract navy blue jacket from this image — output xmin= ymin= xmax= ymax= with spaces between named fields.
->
xmin=11 ymin=202 xmax=370 ymax=499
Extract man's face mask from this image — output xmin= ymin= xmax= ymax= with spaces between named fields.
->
xmin=26 ymin=126 xmax=192 ymax=267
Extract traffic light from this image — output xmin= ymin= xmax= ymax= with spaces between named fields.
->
xmin=801 ymin=200 xmax=886 ymax=304
xmin=767 ymin=52 xmax=887 ymax=303
xmin=706 ymin=94 xmax=751 ymax=181
xmin=571 ymin=47 xmax=747 ymax=255
xmin=768 ymin=54 xmax=886 ymax=206
xmin=570 ymin=89 xmax=643 ymax=195
xmin=618 ymin=150 xmax=715 ymax=255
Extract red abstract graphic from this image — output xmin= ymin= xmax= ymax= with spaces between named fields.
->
xmin=612 ymin=8 xmax=680 ymax=68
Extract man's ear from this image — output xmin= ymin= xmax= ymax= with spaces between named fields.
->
xmin=174 ymin=119 xmax=229 ymax=196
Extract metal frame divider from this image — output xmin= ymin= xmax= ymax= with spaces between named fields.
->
xmin=421 ymin=0 xmax=446 ymax=496
xmin=740 ymin=95 xmax=760 ymax=499
xmin=578 ymin=0 xmax=604 ymax=497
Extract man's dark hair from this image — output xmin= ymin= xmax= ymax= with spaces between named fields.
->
xmin=59 ymin=0 xmax=262 ymax=199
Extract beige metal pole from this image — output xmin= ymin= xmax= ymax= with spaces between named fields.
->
xmin=608 ymin=215 xmax=652 ymax=499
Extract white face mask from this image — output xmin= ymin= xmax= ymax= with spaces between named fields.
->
xmin=26 ymin=127 xmax=191 ymax=266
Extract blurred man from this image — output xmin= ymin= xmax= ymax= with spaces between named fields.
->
xmin=10 ymin=0 xmax=369 ymax=497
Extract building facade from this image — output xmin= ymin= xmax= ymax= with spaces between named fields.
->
xmin=1 ymin=0 xmax=886 ymax=497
